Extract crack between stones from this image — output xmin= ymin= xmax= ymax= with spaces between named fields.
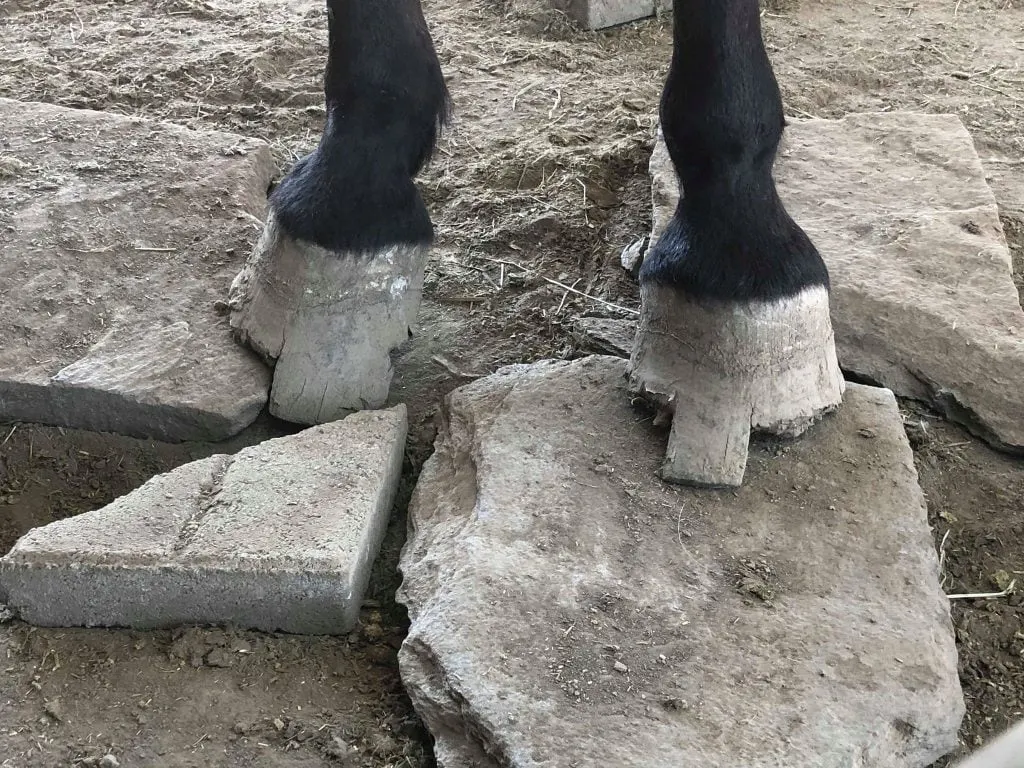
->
xmin=907 ymin=366 xmax=1022 ymax=456
xmin=172 ymin=454 xmax=234 ymax=553
xmin=404 ymin=636 xmax=511 ymax=768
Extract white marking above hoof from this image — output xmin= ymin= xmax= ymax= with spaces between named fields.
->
xmin=627 ymin=284 xmax=845 ymax=487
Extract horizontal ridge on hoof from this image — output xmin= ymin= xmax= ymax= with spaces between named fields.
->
xmin=627 ymin=284 xmax=845 ymax=487
xmin=228 ymin=211 xmax=429 ymax=425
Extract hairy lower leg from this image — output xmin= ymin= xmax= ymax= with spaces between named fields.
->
xmin=269 ymin=0 xmax=450 ymax=254
xmin=642 ymin=0 xmax=828 ymax=302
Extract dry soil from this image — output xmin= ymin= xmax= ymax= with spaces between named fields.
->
xmin=0 ymin=0 xmax=1022 ymax=765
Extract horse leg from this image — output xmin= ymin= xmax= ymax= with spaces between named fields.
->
xmin=627 ymin=0 xmax=844 ymax=487
xmin=229 ymin=0 xmax=449 ymax=424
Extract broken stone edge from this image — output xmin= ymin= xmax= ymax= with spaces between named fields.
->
xmin=397 ymin=357 xmax=964 ymax=768
xmin=1 ymin=375 xmax=269 ymax=445
xmin=0 ymin=407 xmax=408 ymax=635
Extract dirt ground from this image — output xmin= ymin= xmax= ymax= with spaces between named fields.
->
xmin=0 ymin=0 xmax=1022 ymax=765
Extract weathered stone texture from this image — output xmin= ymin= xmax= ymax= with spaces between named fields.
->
xmin=399 ymin=356 xmax=963 ymax=768
xmin=550 ymin=0 xmax=659 ymax=30
xmin=573 ymin=316 xmax=635 ymax=357
xmin=0 ymin=98 xmax=274 ymax=441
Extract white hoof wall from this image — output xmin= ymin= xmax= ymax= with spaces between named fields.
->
xmin=627 ymin=284 xmax=845 ymax=487
xmin=228 ymin=213 xmax=429 ymax=425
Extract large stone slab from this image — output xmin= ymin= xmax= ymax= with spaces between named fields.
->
xmin=0 ymin=98 xmax=274 ymax=441
xmin=398 ymin=356 xmax=963 ymax=768
xmin=0 ymin=406 xmax=407 ymax=635
xmin=550 ymin=0 xmax=659 ymax=30
xmin=638 ymin=112 xmax=1024 ymax=453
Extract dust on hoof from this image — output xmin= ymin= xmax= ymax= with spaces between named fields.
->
xmin=627 ymin=284 xmax=845 ymax=487
xmin=228 ymin=213 xmax=429 ymax=425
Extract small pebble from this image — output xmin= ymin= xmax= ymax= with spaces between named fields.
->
xmin=100 ymin=755 xmax=120 ymax=768
xmin=43 ymin=699 xmax=63 ymax=722
xmin=325 ymin=736 xmax=353 ymax=759
xmin=613 ymin=660 xmax=628 ymax=673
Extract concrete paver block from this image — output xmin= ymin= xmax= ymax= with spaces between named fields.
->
xmin=550 ymin=0 xmax=659 ymax=30
xmin=0 ymin=98 xmax=274 ymax=441
xmin=0 ymin=406 xmax=408 ymax=635
xmin=398 ymin=356 xmax=963 ymax=767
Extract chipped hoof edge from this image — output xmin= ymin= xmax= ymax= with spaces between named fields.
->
xmin=228 ymin=212 xmax=430 ymax=425
xmin=627 ymin=284 xmax=845 ymax=487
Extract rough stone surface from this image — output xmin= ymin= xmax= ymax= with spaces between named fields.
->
xmin=983 ymin=155 xmax=1024 ymax=222
xmin=549 ymin=0 xmax=660 ymax=29
xmin=644 ymin=112 xmax=1024 ymax=453
xmin=0 ymin=406 xmax=407 ymax=635
xmin=398 ymin=356 xmax=963 ymax=768
xmin=619 ymin=236 xmax=648 ymax=278
xmin=229 ymin=213 xmax=429 ymax=425
xmin=0 ymin=99 xmax=273 ymax=441
xmin=573 ymin=316 xmax=636 ymax=357
xmin=577 ymin=316 xmax=638 ymax=356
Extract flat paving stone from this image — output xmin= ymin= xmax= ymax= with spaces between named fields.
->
xmin=398 ymin=356 xmax=963 ymax=768
xmin=638 ymin=112 xmax=1024 ymax=453
xmin=983 ymin=154 xmax=1024 ymax=224
xmin=0 ymin=98 xmax=274 ymax=441
xmin=0 ymin=406 xmax=407 ymax=635
xmin=550 ymin=0 xmax=659 ymax=29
